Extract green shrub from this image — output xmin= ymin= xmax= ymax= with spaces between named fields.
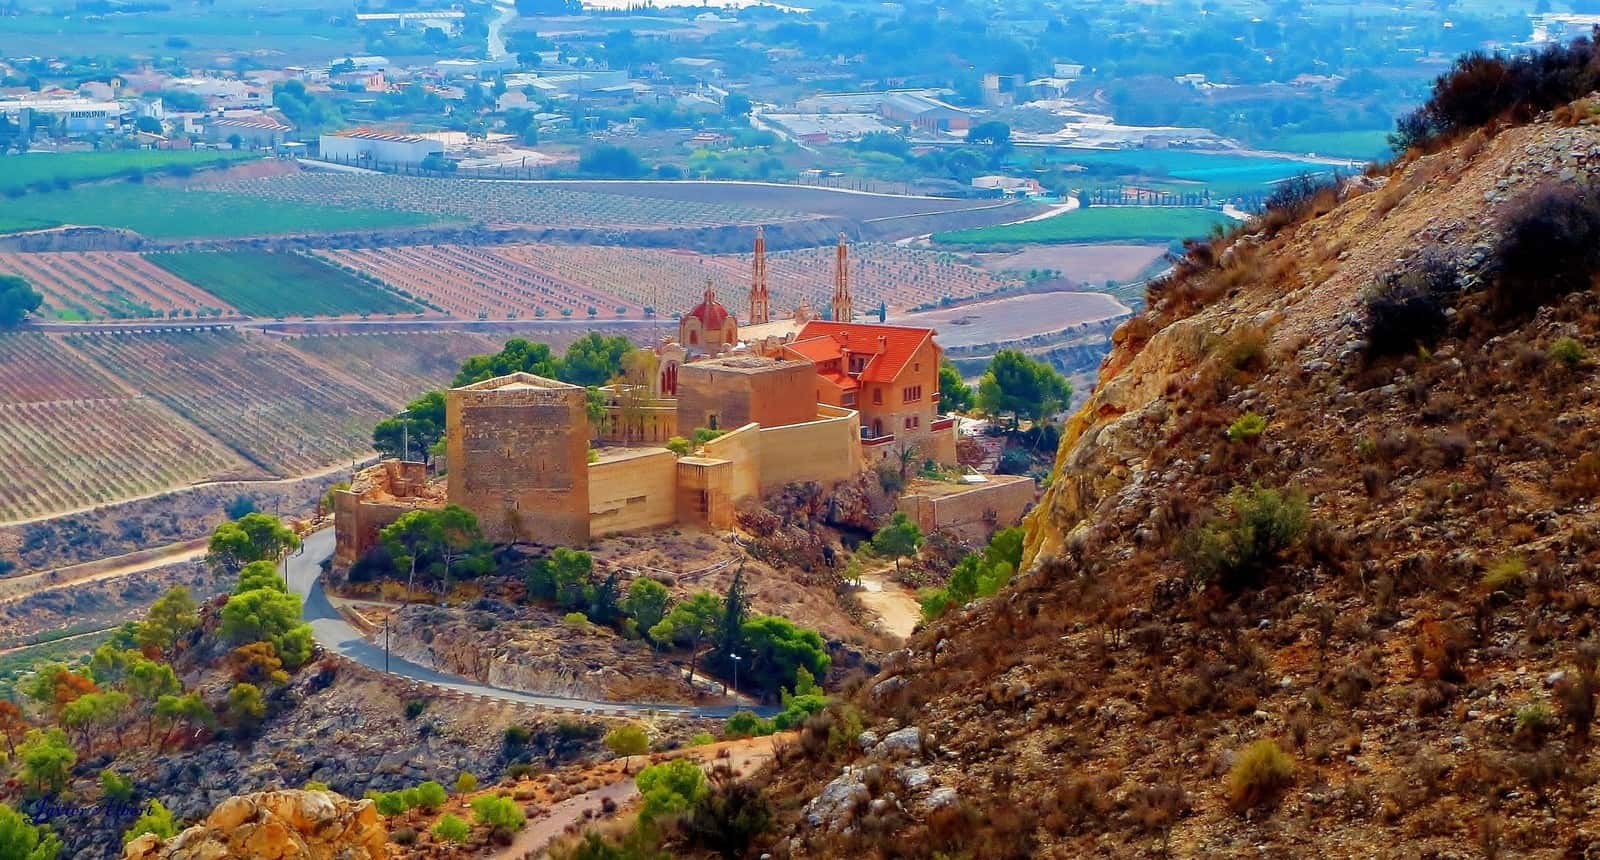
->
xmin=432 ymin=813 xmax=471 ymax=843
xmin=564 ymin=611 xmax=592 ymax=630
xmin=1481 ymin=556 xmax=1527 ymax=593
xmin=303 ymin=780 xmax=331 ymax=792
xmin=100 ymin=768 xmax=133 ymax=802
xmin=689 ymin=731 xmax=716 ymax=746
xmin=1181 ymin=485 xmax=1309 ymax=591
xmin=1226 ymin=412 xmax=1267 ymax=442
xmin=403 ymin=699 xmax=426 ymax=720
xmin=723 ymin=710 xmax=774 ymax=739
xmin=470 ymin=794 xmax=525 ymax=831
xmin=1514 ymin=702 xmax=1558 ymax=747
xmin=503 ymin=725 xmax=532 ymax=749
xmin=413 ymin=781 xmax=448 ymax=811
xmin=373 ymin=791 xmax=410 ymax=817
xmin=123 ymin=799 xmax=179 ymax=844
xmin=636 ymin=758 xmax=708 ymax=823
xmin=1224 ymin=740 xmax=1294 ymax=811
xmin=1549 ymin=336 xmax=1588 ymax=367
xmin=455 ymin=772 xmax=478 ymax=794
xmin=665 ymin=436 xmax=693 ymax=456
xmin=772 ymin=693 xmax=830 ymax=731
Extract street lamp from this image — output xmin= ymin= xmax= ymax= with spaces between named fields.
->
xmin=382 ymin=615 xmax=391 ymax=674
xmin=398 ymin=409 xmax=412 ymax=462
xmin=730 ymin=653 xmax=741 ymax=698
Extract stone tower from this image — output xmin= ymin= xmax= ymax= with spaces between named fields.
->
xmin=749 ymin=226 xmax=770 ymax=325
xmin=831 ymin=232 xmax=853 ymax=323
xmin=445 ymin=372 xmax=591 ymax=546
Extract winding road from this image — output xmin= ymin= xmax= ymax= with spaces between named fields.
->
xmin=287 ymin=529 xmax=767 ymax=718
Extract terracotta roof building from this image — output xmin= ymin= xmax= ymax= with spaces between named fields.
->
xmin=680 ymin=282 xmax=739 ymax=355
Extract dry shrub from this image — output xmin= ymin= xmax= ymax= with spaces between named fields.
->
xmin=1489 ymin=183 xmax=1600 ymax=320
xmin=1224 ymin=739 xmax=1294 ymax=812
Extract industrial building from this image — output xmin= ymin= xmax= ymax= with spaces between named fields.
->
xmin=318 ymin=129 xmax=443 ymax=166
xmin=0 ymin=96 xmax=127 ymax=136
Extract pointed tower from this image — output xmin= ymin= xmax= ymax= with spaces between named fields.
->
xmin=749 ymin=226 xmax=771 ymax=325
xmin=831 ymin=232 xmax=853 ymax=323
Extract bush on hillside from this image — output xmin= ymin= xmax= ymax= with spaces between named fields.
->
xmin=1181 ymin=485 xmax=1309 ymax=592
xmin=1364 ymin=252 xmax=1461 ymax=357
xmin=1391 ymin=30 xmax=1600 ymax=152
xmin=1489 ymin=183 xmax=1600 ymax=320
xmin=1224 ymin=740 xmax=1294 ymax=811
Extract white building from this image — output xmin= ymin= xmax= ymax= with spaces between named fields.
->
xmin=318 ymin=129 xmax=443 ymax=166
xmin=0 ymin=96 xmax=127 ymax=136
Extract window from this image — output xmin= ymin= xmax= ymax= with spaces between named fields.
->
xmin=842 ymin=392 xmax=856 ymax=406
xmin=903 ymin=416 xmax=920 ymax=430
xmin=872 ymin=389 xmax=883 ymax=405
xmin=708 ymin=413 xmax=719 ymax=430
xmin=902 ymin=385 xmax=923 ymax=403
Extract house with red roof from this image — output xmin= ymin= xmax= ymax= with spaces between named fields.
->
xmin=784 ymin=321 xmax=957 ymax=465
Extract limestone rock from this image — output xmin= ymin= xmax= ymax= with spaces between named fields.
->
xmin=122 ymin=790 xmax=389 ymax=860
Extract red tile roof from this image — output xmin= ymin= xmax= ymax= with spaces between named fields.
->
xmin=686 ymin=291 xmax=731 ymax=329
xmin=792 ymin=321 xmax=935 ymax=384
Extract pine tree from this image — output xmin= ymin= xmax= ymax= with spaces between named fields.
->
xmin=716 ymin=566 xmax=749 ymax=673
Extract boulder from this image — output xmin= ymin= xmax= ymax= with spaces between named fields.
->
xmin=122 ymin=790 xmax=388 ymax=860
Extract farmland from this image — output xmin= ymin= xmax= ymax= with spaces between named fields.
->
xmin=1028 ymin=148 xmax=1347 ymax=196
xmin=280 ymin=331 xmax=509 ymax=403
xmin=216 ymin=174 xmax=810 ymax=229
xmin=0 ymin=151 xmax=254 ymax=197
xmin=0 ymin=334 xmax=127 ymax=403
xmin=0 ymin=252 xmax=233 ymax=321
xmin=146 ymin=250 xmax=420 ymax=318
xmin=64 ymin=330 xmax=395 ymax=475
xmin=0 ymin=397 xmax=250 ymax=522
xmin=977 ymin=244 xmax=1170 ymax=286
xmin=316 ymin=245 xmax=635 ymax=320
xmin=0 ymin=184 xmax=446 ymax=238
xmin=895 ymin=292 xmax=1132 ymax=349
xmin=931 ymin=207 xmax=1234 ymax=246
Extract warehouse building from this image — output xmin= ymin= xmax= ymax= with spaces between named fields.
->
xmin=318 ymin=129 xmax=443 ymax=166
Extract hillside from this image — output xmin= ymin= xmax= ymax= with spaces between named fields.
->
xmin=758 ymin=103 xmax=1600 ymax=857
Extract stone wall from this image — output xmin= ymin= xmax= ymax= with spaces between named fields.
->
xmin=589 ymin=449 xmax=678 ymax=536
xmin=333 ymin=460 xmax=443 ymax=567
xmin=446 ymin=374 xmax=591 ymax=546
xmin=700 ymin=424 xmax=762 ymax=509
xmin=676 ymin=357 xmax=818 ymax=433
xmin=758 ymin=405 xmax=864 ymax=492
xmin=897 ymin=474 xmax=1036 ymax=541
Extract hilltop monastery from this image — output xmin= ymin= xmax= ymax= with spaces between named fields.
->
xmin=333 ymin=233 xmax=1031 ymax=565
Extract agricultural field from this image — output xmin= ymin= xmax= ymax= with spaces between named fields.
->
xmin=281 ymin=331 xmax=509 ymax=403
xmin=542 ymin=180 xmax=1024 ymax=220
xmin=1258 ymin=130 xmax=1393 ymax=161
xmin=145 ymin=251 xmax=420 ymax=318
xmin=976 ymin=244 xmax=1170 ymax=287
xmin=1030 ymin=148 xmax=1347 ymax=196
xmin=0 ymin=151 xmax=254 ymax=197
xmin=317 ymin=245 xmax=634 ymax=320
xmin=0 ymin=184 xmax=446 ymax=238
xmin=0 ymin=252 xmax=233 ymax=321
xmin=64 ymin=330 xmax=395 ymax=475
xmin=895 ymin=292 xmax=1132 ymax=349
xmin=0 ymin=333 xmax=127 ymax=403
xmin=483 ymin=242 xmax=1028 ymax=317
xmin=0 ymin=397 xmax=251 ymax=522
xmin=932 ymin=207 xmax=1235 ymax=246
xmin=215 ymin=174 xmax=810 ymax=229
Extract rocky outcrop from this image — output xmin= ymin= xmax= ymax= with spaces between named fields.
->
xmin=122 ymin=790 xmax=388 ymax=860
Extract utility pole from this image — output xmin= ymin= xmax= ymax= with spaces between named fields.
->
xmin=399 ymin=409 xmax=411 ymax=462
xmin=383 ymin=615 xmax=391 ymax=674
xmin=730 ymin=652 xmax=740 ymax=699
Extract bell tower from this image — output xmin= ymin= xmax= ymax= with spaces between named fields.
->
xmin=749 ymin=226 xmax=770 ymax=325
xmin=831 ymin=232 xmax=853 ymax=323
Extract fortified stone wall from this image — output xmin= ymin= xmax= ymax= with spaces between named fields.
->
xmin=700 ymin=424 xmax=762 ymax=508
xmin=332 ymin=460 xmax=443 ymax=567
xmin=446 ymin=374 xmax=590 ymax=546
xmin=589 ymin=449 xmax=678 ymax=536
xmin=897 ymin=474 xmax=1036 ymax=541
xmin=676 ymin=357 xmax=817 ymax=433
xmin=757 ymin=405 xmax=863 ymax=492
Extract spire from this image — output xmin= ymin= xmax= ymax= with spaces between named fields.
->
xmin=749 ymin=226 xmax=770 ymax=325
xmin=831 ymin=232 xmax=853 ymax=323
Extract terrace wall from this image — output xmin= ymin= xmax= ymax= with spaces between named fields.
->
xmin=589 ymin=449 xmax=678 ymax=536
xmin=897 ymin=474 xmax=1036 ymax=541
xmin=333 ymin=460 xmax=443 ymax=567
xmin=757 ymin=405 xmax=863 ymax=492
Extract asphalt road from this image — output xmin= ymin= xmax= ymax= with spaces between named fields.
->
xmin=287 ymin=529 xmax=764 ymax=718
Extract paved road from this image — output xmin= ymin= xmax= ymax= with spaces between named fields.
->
xmin=287 ymin=530 xmax=767 ymax=718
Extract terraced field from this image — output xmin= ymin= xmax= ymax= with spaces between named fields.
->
xmin=317 ymin=245 xmax=635 ymax=319
xmin=217 ymin=174 xmax=809 ymax=229
xmin=64 ymin=330 xmax=394 ymax=475
xmin=0 ymin=334 xmax=126 ymax=403
xmin=0 ymin=397 xmax=251 ymax=521
xmin=280 ymin=331 xmax=508 ymax=403
xmin=146 ymin=250 xmax=421 ymax=318
xmin=0 ymin=252 xmax=232 ymax=321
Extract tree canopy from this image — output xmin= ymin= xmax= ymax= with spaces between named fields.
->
xmin=0 ymin=801 xmax=61 ymax=860
xmin=207 ymin=513 xmax=299 ymax=573
xmin=0 ymin=275 xmax=44 ymax=328
xmin=976 ymin=349 xmax=1072 ymax=425
xmin=938 ymin=360 xmax=973 ymax=412
xmin=454 ymin=335 xmax=635 ymax=388
xmin=372 ymin=390 xmax=446 ymax=464
xmin=872 ymin=511 xmax=924 ymax=569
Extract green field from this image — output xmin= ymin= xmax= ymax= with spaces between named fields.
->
xmin=0 ymin=216 xmax=60 ymax=234
xmin=0 ymin=185 xmax=446 ymax=238
xmin=146 ymin=250 xmax=422 ymax=317
xmin=1025 ymin=148 xmax=1345 ymax=196
xmin=1259 ymin=130 xmax=1393 ymax=161
xmin=932 ymin=207 xmax=1234 ymax=246
xmin=0 ymin=151 xmax=255 ymax=196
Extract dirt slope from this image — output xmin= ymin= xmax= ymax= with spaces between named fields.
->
xmin=762 ymin=111 xmax=1600 ymax=858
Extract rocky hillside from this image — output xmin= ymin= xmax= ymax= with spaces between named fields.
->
xmin=122 ymin=790 xmax=387 ymax=860
xmin=763 ymin=99 xmax=1600 ymax=857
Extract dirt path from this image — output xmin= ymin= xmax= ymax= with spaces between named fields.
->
xmin=857 ymin=568 xmax=922 ymax=640
xmin=0 ymin=538 xmax=208 ymax=604
xmin=496 ymin=736 xmax=781 ymax=859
